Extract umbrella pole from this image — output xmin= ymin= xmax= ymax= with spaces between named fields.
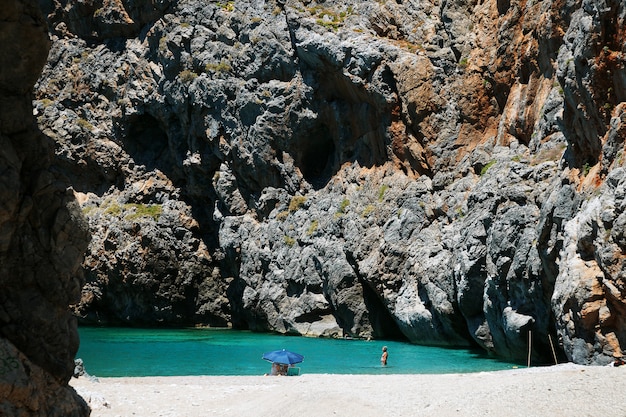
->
xmin=548 ymin=334 xmax=558 ymax=365
xmin=527 ymin=330 xmax=532 ymax=368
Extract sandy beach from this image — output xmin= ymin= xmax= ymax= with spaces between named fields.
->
xmin=71 ymin=364 xmax=626 ymax=417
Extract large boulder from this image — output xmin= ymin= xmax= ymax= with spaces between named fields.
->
xmin=0 ymin=0 xmax=90 ymax=415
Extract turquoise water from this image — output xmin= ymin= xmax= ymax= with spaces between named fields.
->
xmin=77 ymin=327 xmax=520 ymax=377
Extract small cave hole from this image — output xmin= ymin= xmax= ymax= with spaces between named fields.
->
xmin=296 ymin=126 xmax=336 ymax=190
xmin=497 ymin=0 xmax=510 ymax=15
xmin=125 ymin=114 xmax=171 ymax=174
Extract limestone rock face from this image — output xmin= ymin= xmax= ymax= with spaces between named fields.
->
xmin=0 ymin=0 xmax=90 ymax=415
xmin=35 ymin=0 xmax=626 ymax=364
xmin=39 ymin=0 xmax=173 ymax=39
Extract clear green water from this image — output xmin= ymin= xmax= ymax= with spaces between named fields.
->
xmin=77 ymin=327 xmax=520 ymax=377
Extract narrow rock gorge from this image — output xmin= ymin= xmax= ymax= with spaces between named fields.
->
xmin=31 ymin=0 xmax=626 ymax=367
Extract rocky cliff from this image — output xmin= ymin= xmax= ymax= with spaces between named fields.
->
xmin=34 ymin=0 xmax=626 ymax=365
xmin=0 ymin=0 xmax=90 ymax=415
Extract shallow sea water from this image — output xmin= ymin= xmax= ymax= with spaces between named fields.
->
xmin=77 ymin=327 xmax=520 ymax=377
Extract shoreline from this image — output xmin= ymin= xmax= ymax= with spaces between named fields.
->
xmin=71 ymin=363 xmax=626 ymax=417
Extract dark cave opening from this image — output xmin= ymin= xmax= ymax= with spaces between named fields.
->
xmin=289 ymin=67 xmax=395 ymax=190
xmin=361 ymin=277 xmax=407 ymax=341
xmin=125 ymin=114 xmax=172 ymax=174
xmin=343 ymin=250 xmax=406 ymax=341
xmin=296 ymin=125 xmax=336 ymax=190
xmin=497 ymin=0 xmax=510 ymax=15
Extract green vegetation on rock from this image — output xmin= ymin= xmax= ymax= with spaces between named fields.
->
xmin=480 ymin=160 xmax=496 ymax=176
xmin=378 ymin=185 xmax=389 ymax=202
xmin=307 ymin=219 xmax=319 ymax=235
xmin=288 ymin=196 xmax=307 ymax=212
xmin=89 ymin=201 xmax=162 ymax=222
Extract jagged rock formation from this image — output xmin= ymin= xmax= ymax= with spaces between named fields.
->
xmin=0 ymin=0 xmax=90 ymax=415
xmin=34 ymin=0 xmax=626 ymax=365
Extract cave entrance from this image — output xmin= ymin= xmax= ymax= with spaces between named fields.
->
xmin=361 ymin=277 xmax=407 ymax=341
xmin=125 ymin=114 xmax=172 ymax=174
xmin=295 ymin=125 xmax=335 ymax=190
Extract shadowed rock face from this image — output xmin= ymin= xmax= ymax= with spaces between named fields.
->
xmin=0 ymin=0 xmax=90 ymax=415
xmin=34 ymin=0 xmax=626 ymax=365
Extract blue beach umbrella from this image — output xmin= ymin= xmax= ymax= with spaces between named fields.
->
xmin=262 ymin=349 xmax=304 ymax=365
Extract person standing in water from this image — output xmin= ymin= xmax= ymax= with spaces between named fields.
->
xmin=381 ymin=346 xmax=388 ymax=366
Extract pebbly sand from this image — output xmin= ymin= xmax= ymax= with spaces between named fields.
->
xmin=71 ymin=364 xmax=626 ymax=417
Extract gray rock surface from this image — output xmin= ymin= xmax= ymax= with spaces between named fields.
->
xmin=33 ymin=0 xmax=626 ymax=365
